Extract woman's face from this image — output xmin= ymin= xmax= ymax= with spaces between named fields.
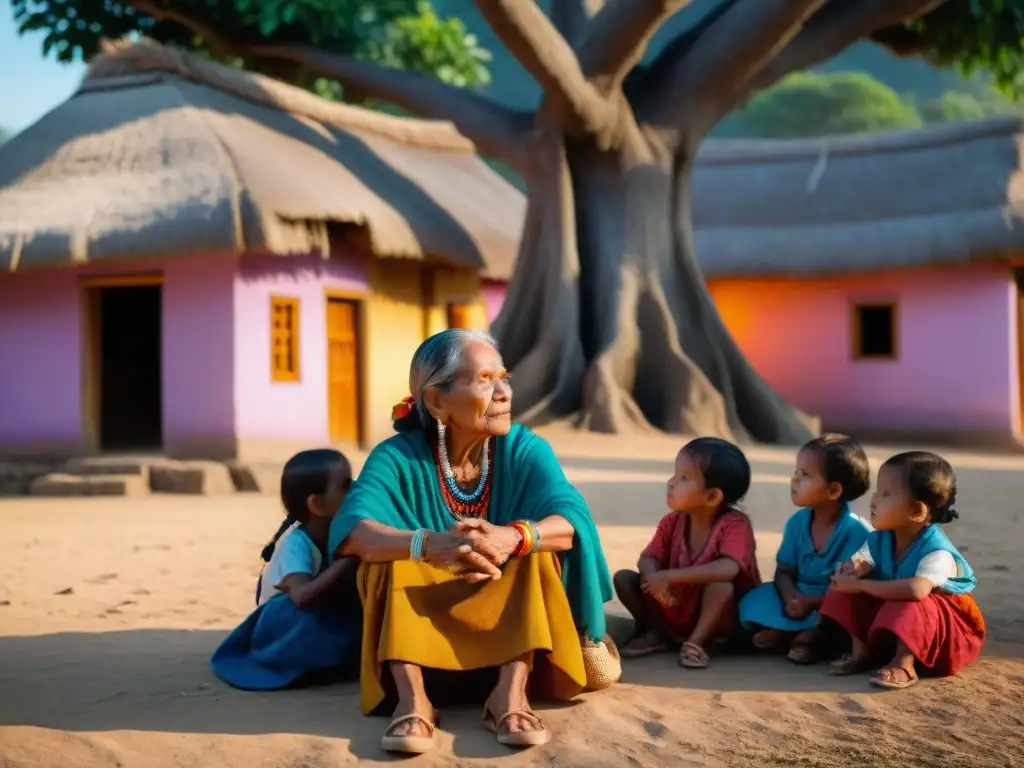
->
xmin=430 ymin=342 xmax=512 ymax=438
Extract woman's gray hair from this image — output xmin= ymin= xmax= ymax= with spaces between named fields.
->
xmin=408 ymin=329 xmax=499 ymax=426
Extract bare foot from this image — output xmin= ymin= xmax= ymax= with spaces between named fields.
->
xmin=484 ymin=660 xmax=549 ymax=746
xmin=387 ymin=699 xmax=436 ymax=739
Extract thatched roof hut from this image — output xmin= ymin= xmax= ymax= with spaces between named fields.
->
xmin=0 ymin=39 xmax=524 ymax=279
xmin=692 ymin=116 xmax=1024 ymax=279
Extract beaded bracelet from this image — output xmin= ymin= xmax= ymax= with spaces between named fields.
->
xmin=410 ymin=528 xmax=428 ymax=561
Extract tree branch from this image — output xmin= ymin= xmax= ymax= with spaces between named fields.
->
xmin=641 ymin=0 xmax=829 ymax=132
xmin=550 ymin=0 xmax=604 ymax=46
xmin=746 ymin=0 xmax=945 ymax=94
xmin=472 ymin=0 xmax=612 ymax=136
xmin=123 ymin=0 xmax=533 ymax=168
xmin=577 ymin=0 xmax=693 ymax=94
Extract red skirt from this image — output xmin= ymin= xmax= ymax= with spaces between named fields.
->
xmin=819 ymin=590 xmax=985 ymax=676
xmin=644 ymin=583 xmax=737 ymax=642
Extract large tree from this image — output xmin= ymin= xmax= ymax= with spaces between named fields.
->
xmin=14 ymin=0 xmax=1024 ymax=442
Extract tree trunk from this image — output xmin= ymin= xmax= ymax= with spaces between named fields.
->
xmin=491 ymin=127 xmax=819 ymax=444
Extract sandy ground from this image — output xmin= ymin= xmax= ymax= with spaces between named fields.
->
xmin=1 ymin=428 xmax=1022 ymax=767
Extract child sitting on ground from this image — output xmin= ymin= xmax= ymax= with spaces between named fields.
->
xmin=739 ymin=433 xmax=872 ymax=663
xmin=211 ymin=449 xmax=361 ymax=690
xmin=614 ymin=437 xmax=761 ymax=669
xmin=822 ymin=451 xmax=984 ymax=689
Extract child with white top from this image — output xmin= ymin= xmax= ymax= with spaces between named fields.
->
xmin=822 ymin=451 xmax=984 ymax=690
xmin=212 ymin=449 xmax=361 ymax=690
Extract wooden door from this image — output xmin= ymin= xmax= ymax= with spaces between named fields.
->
xmin=446 ymin=302 xmax=473 ymax=330
xmin=326 ymin=298 xmax=361 ymax=444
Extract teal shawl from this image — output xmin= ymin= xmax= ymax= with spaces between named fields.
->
xmin=778 ymin=506 xmax=872 ymax=596
xmin=867 ymin=525 xmax=976 ymax=595
xmin=327 ymin=424 xmax=614 ymax=641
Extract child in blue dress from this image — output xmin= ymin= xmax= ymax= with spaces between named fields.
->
xmin=739 ymin=434 xmax=872 ymax=663
xmin=211 ymin=449 xmax=361 ymax=690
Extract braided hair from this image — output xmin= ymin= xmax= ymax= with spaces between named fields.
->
xmin=261 ymin=448 xmax=350 ymax=563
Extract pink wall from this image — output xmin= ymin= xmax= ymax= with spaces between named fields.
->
xmin=0 ymin=254 xmax=238 ymax=455
xmin=161 ymin=254 xmax=236 ymax=452
xmin=0 ymin=269 xmax=82 ymax=452
xmin=232 ymin=252 xmax=369 ymax=451
xmin=481 ymin=279 xmax=507 ymax=325
xmin=709 ymin=265 xmax=1018 ymax=436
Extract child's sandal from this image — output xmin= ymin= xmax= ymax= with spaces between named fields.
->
xmin=678 ymin=641 xmax=710 ymax=669
xmin=752 ymin=629 xmax=784 ymax=650
xmin=620 ymin=632 xmax=667 ymax=658
xmin=786 ymin=642 xmax=817 ymax=665
xmin=828 ymin=653 xmax=871 ymax=676
xmin=869 ymin=666 xmax=919 ymax=690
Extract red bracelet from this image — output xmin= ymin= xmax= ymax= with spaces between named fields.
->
xmin=509 ymin=521 xmax=532 ymax=557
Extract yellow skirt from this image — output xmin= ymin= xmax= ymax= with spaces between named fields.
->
xmin=356 ymin=552 xmax=587 ymax=715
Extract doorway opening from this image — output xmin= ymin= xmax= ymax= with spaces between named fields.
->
xmin=326 ymin=297 xmax=363 ymax=445
xmin=87 ymin=284 xmax=163 ymax=451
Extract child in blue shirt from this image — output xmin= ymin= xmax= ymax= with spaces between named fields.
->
xmin=739 ymin=434 xmax=872 ymax=663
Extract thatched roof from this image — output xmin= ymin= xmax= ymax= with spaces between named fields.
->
xmin=692 ymin=116 xmax=1024 ymax=279
xmin=0 ymin=39 xmax=524 ymax=279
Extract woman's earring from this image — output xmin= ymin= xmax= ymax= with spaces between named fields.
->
xmin=436 ymin=417 xmax=446 ymax=445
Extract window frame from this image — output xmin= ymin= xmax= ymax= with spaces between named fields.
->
xmin=850 ymin=299 xmax=899 ymax=362
xmin=270 ymin=295 xmax=301 ymax=382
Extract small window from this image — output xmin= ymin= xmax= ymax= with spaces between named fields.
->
xmin=270 ymin=296 xmax=301 ymax=381
xmin=853 ymin=302 xmax=896 ymax=360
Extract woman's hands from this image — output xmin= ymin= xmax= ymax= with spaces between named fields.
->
xmin=422 ymin=530 xmax=502 ymax=583
xmin=454 ymin=518 xmax=522 ymax=569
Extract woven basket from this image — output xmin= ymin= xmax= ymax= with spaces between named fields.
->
xmin=581 ymin=633 xmax=622 ymax=690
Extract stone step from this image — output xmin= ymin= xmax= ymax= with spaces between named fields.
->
xmin=28 ymin=473 xmax=149 ymax=497
xmin=0 ymin=461 xmax=59 ymax=496
xmin=62 ymin=457 xmax=150 ymax=478
xmin=148 ymin=460 xmax=235 ymax=495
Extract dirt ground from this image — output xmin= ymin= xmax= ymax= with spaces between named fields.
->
xmin=0 ymin=429 xmax=1021 ymax=767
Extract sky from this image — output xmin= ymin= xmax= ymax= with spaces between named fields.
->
xmin=1 ymin=4 xmax=85 ymax=134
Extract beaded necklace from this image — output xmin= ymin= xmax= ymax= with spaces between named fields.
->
xmin=434 ymin=440 xmax=493 ymax=519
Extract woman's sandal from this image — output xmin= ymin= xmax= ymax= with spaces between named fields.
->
xmin=620 ymin=632 xmax=668 ymax=658
xmin=828 ymin=653 xmax=872 ymax=676
xmin=870 ymin=666 xmax=920 ymax=690
xmin=483 ymin=706 xmax=551 ymax=748
xmin=678 ymin=641 xmax=710 ymax=669
xmin=380 ymin=712 xmax=438 ymax=754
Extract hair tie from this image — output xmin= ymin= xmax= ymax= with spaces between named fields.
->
xmin=392 ymin=396 xmax=416 ymax=422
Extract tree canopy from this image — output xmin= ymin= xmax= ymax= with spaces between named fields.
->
xmin=10 ymin=0 xmax=492 ymax=103
xmin=736 ymin=71 xmax=924 ymax=138
xmin=720 ymin=70 xmax=1017 ymax=139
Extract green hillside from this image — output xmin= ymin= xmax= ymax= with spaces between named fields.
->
xmin=433 ymin=0 xmax=970 ymax=114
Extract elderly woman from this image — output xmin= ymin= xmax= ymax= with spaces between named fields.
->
xmin=328 ymin=329 xmax=617 ymax=754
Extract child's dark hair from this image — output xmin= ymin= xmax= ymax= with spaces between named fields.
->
xmin=882 ymin=451 xmax=958 ymax=524
xmin=801 ymin=432 xmax=871 ymax=502
xmin=681 ymin=437 xmax=751 ymax=508
xmin=261 ymin=449 xmax=351 ymax=562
